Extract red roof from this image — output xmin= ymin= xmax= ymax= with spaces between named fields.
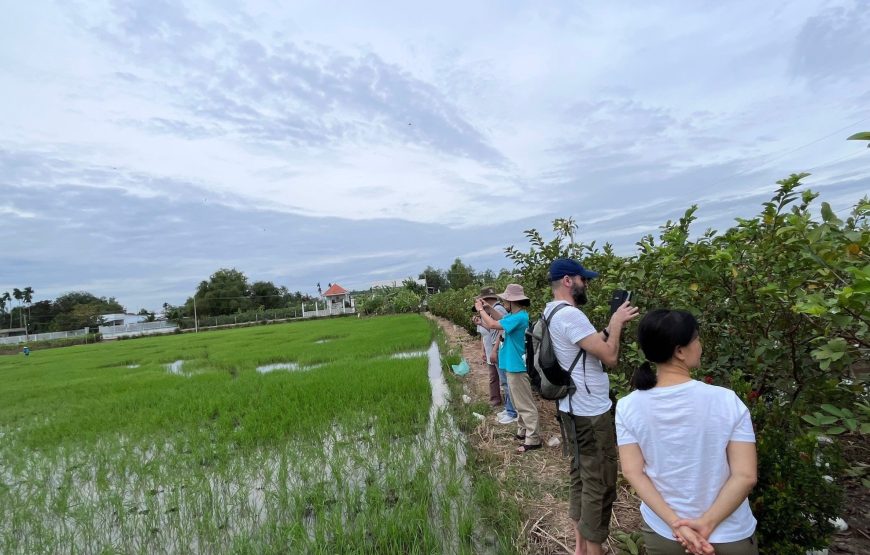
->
xmin=323 ymin=283 xmax=349 ymax=297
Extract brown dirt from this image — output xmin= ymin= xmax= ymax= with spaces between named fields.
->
xmin=829 ymin=434 xmax=870 ymax=554
xmin=430 ymin=314 xmax=642 ymax=554
xmin=430 ymin=313 xmax=870 ymax=555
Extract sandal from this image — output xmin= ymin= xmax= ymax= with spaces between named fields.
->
xmin=514 ymin=434 xmax=526 ymax=441
xmin=516 ymin=443 xmax=542 ymax=454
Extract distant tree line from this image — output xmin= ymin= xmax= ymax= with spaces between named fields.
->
xmin=417 ymin=258 xmax=510 ymax=292
xmin=1 ymin=289 xmax=124 ymax=334
xmin=162 ymin=268 xmax=318 ymax=321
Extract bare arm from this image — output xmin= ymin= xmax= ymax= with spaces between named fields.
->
xmin=474 ymin=299 xmax=503 ymax=330
xmin=673 ymin=441 xmax=757 ymax=538
xmin=619 ymin=443 xmax=714 ymax=555
xmin=578 ymin=302 xmax=638 ymax=367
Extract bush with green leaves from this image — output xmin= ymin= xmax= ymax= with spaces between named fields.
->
xmin=431 ymin=174 xmax=869 ymax=554
xmin=356 ymin=287 xmax=422 ymax=316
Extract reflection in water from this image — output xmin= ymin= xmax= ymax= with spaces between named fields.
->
xmin=255 ymin=362 xmax=323 ymax=374
xmin=164 ymin=360 xmax=184 ymax=375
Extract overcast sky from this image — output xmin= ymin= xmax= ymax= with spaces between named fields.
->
xmin=2 ymin=0 xmax=869 ymax=312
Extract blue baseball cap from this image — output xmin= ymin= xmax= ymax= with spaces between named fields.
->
xmin=548 ymin=258 xmax=599 ymax=281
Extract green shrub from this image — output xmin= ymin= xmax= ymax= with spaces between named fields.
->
xmin=751 ymin=423 xmax=843 ymax=553
xmin=428 ymin=174 xmax=868 ymax=553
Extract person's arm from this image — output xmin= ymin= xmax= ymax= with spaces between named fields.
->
xmin=578 ymin=302 xmax=639 ymax=367
xmin=474 ymin=299 xmax=504 ymax=330
xmin=672 ymin=441 xmax=757 ymax=539
xmin=619 ymin=443 xmax=714 ymax=555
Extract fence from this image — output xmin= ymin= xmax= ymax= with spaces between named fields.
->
xmin=99 ymin=321 xmax=178 ymax=339
xmin=0 ymin=328 xmax=89 ymax=346
xmin=301 ymin=301 xmax=356 ymax=319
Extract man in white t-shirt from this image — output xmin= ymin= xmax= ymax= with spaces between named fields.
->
xmin=544 ymin=258 xmax=638 ymax=555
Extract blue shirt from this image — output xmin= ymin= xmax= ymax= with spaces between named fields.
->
xmin=498 ymin=310 xmax=529 ymax=373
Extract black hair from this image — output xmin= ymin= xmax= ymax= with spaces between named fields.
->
xmin=631 ymin=309 xmax=699 ymax=391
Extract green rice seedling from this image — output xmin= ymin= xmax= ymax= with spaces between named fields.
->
xmin=0 ymin=315 xmax=497 ymax=553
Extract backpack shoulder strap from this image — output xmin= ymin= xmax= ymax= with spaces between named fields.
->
xmin=543 ymin=301 xmax=570 ymax=326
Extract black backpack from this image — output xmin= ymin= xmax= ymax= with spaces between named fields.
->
xmin=527 ymin=303 xmax=586 ymax=401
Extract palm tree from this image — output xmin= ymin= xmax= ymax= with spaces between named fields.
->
xmin=12 ymin=288 xmax=22 ymax=328
xmin=23 ymin=286 xmax=34 ymax=322
xmin=1 ymin=292 xmax=10 ymax=329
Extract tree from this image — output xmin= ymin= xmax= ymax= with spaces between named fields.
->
xmin=137 ymin=308 xmax=156 ymax=322
xmin=23 ymin=286 xmax=34 ymax=323
xmin=446 ymin=258 xmax=475 ymax=290
xmin=188 ymin=268 xmax=252 ymax=316
xmin=1 ymin=292 xmax=10 ymax=328
xmin=419 ymin=266 xmax=448 ymax=292
xmin=250 ymin=281 xmax=283 ymax=309
xmin=12 ymin=288 xmax=22 ymax=327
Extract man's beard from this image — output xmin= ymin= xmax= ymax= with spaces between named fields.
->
xmin=571 ymin=283 xmax=588 ymax=306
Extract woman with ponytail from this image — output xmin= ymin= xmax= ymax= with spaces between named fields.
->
xmin=615 ymin=309 xmax=759 ymax=555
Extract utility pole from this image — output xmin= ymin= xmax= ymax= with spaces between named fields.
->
xmin=193 ymin=297 xmax=199 ymax=333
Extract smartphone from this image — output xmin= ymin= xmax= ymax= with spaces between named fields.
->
xmin=609 ymin=289 xmax=633 ymax=316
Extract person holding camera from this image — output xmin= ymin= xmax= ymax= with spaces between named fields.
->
xmin=544 ymin=258 xmax=638 ymax=555
xmin=475 ymin=284 xmax=541 ymax=451
xmin=471 ymin=286 xmax=509 ymax=411
xmin=615 ymin=309 xmax=758 ymax=555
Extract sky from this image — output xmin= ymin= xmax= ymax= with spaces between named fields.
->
xmin=1 ymin=0 xmax=869 ymax=312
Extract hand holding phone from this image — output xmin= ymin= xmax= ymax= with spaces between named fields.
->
xmin=609 ymin=289 xmax=633 ymax=316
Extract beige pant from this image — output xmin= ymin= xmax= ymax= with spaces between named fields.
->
xmin=506 ymin=372 xmax=540 ymax=445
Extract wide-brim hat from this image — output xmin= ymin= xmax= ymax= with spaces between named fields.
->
xmin=498 ymin=283 xmax=529 ymax=302
xmin=476 ymin=286 xmax=499 ymax=301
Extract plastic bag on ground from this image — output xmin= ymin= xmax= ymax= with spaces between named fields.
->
xmin=451 ymin=358 xmax=470 ymax=376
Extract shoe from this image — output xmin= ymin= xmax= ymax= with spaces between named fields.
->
xmin=497 ymin=414 xmax=518 ymax=424
xmin=516 ymin=443 xmax=542 ymax=454
xmin=496 ymin=410 xmax=508 ymax=418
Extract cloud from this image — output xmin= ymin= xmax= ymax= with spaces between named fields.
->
xmin=790 ymin=1 xmax=870 ymax=83
xmin=85 ymin=0 xmax=506 ymax=166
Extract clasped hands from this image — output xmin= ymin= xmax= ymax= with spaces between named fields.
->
xmin=670 ymin=518 xmax=715 ymax=555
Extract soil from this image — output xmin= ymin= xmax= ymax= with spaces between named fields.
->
xmin=829 ymin=435 xmax=870 ymax=554
xmin=429 ymin=314 xmax=870 ymax=555
xmin=430 ymin=314 xmax=642 ymax=554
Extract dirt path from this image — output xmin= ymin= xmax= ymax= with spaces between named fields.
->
xmin=430 ymin=314 xmax=642 ymax=554
xmin=431 ymin=313 xmax=870 ymax=555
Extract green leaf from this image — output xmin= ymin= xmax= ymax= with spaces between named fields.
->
xmin=827 ymin=426 xmax=847 ymax=435
xmin=818 ymin=415 xmax=839 ymax=426
xmin=846 ymin=131 xmax=870 ymax=141
xmin=821 ymin=404 xmax=845 ymax=417
xmin=820 ymin=202 xmax=835 ymax=222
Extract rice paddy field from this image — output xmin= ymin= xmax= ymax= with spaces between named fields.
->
xmin=0 ymin=314 xmax=483 ymax=554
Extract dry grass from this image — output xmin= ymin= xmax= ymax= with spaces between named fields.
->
xmin=430 ymin=314 xmax=643 ymax=554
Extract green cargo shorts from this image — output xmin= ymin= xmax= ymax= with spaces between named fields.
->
xmin=560 ymin=410 xmax=618 ymax=544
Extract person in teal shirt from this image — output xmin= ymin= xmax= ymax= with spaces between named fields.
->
xmin=475 ymin=284 xmax=542 ymax=453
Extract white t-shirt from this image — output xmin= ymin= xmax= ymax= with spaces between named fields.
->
xmin=544 ymin=301 xmax=611 ymax=417
xmin=615 ymin=380 xmax=757 ymax=543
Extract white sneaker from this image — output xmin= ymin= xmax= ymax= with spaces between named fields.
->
xmin=496 ymin=410 xmax=508 ymax=418
xmin=497 ymin=414 xmax=518 ymax=424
